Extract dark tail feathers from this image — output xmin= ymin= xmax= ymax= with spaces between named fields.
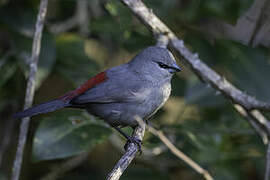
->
xmin=13 ymin=99 xmax=70 ymax=119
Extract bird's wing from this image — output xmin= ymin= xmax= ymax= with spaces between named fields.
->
xmin=67 ymin=64 xmax=148 ymax=105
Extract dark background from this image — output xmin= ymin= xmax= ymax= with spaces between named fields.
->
xmin=1 ymin=0 xmax=270 ymax=179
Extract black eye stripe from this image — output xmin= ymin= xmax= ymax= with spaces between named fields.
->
xmin=157 ymin=62 xmax=169 ymax=69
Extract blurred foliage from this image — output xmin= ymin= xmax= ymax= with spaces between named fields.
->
xmin=0 ymin=0 xmax=269 ymax=179
xmin=32 ymin=110 xmax=111 ymax=162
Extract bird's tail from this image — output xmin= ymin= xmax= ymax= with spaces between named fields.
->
xmin=13 ymin=99 xmax=70 ymax=119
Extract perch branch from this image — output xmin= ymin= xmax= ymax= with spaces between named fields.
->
xmin=107 ymin=118 xmax=146 ymax=180
xmin=11 ymin=0 xmax=48 ymax=180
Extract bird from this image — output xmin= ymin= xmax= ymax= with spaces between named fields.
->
xmin=13 ymin=46 xmax=182 ymax=150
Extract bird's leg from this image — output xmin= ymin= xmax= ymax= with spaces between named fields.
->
xmin=113 ymin=126 xmax=142 ymax=154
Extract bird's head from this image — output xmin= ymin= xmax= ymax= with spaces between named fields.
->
xmin=129 ymin=46 xmax=181 ymax=80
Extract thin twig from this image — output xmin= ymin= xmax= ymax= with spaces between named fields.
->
xmin=77 ymin=0 xmax=90 ymax=36
xmin=11 ymin=0 xmax=48 ymax=180
xmin=107 ymin=120 xmax=146 ymax=180
xmin=248 ymin=110 xmax=270 ymax=133
xmin=49 ymin=16 xmax=78 ymax=34
xmin=147 ymin=124 xmax=213 ymax=180
xmin=40 ymin=152 xmax=89 ymax=180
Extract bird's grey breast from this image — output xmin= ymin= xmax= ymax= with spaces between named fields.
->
xmin=140 ymin=80 xmax=171 ymax=120
xmin=116 ymin=80 xmax=171 ymax=127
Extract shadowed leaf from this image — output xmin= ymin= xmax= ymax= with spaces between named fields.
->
xmin=32 ymin=112 xmax=112 ymax=162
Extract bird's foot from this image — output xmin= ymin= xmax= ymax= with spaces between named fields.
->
xmin=124 ymin=136 xmax=142 ymax=154
xmin=112 ymin=126 xmax=142 ymax=154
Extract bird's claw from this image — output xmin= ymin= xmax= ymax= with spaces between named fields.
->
xmin=124 ymin=137 xmax=142 ymax=155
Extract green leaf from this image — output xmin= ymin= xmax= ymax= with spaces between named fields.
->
xmin=55 ymin=34 xmax=100 ymax=86
xmin=32 ymin=111 xmax=112 ymax=162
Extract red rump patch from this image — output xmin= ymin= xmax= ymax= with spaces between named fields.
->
xmin=59 ymin=71 xmax=107 ymax=102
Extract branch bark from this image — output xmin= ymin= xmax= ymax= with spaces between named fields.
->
xmin=11 ymin=0 xmax=48 ymax=179
xmin=107 ymin=121 xmax=146 ymax=180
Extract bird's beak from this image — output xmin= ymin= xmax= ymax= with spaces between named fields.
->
xmin=171 ymin=62 xmax=182 ymax=72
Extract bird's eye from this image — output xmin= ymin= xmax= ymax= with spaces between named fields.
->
xmin=157 ymin=62 xmax=169 ymax=69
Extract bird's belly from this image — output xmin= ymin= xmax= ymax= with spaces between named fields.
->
xmin=120 ymin=82 xmax=171 ymax=126
xmin=86 ymin=103 xmax=143 ymax=127
xmin=86 ymin=82 xmax=171 ymax=127
xmin=144 ymin=82 xmax=171 ymax=119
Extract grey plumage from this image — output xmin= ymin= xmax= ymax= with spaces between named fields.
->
xmin=13 ymin=46 xmax=181 ymax=144
xmin=71 ymin=46 xmax=180 ymax=127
